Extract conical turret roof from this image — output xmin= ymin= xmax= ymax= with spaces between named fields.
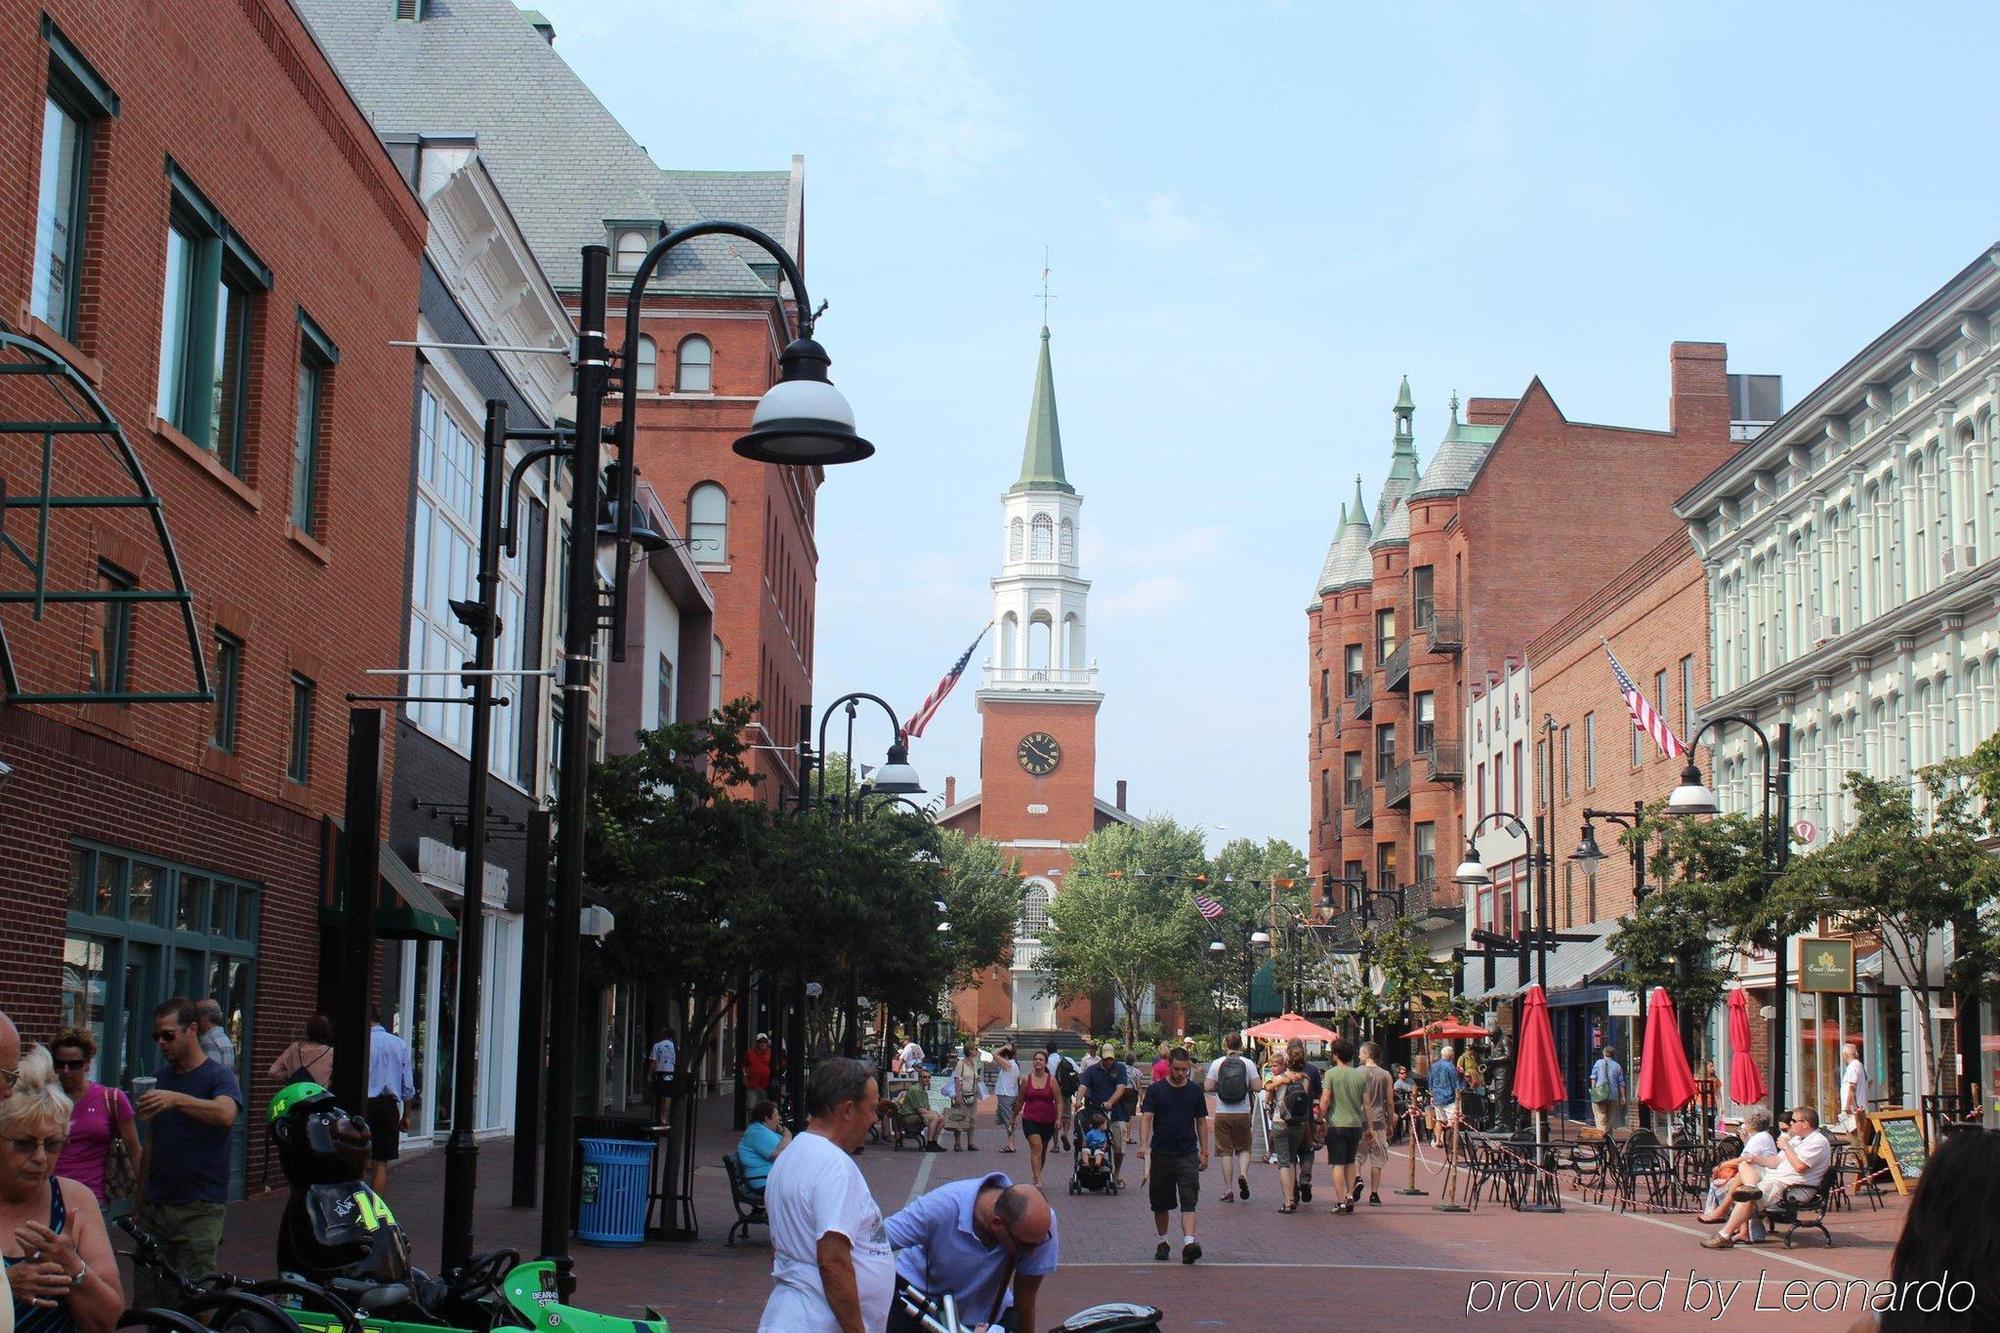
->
xmin=1011 ymin=326 xmax=1073 ymax=494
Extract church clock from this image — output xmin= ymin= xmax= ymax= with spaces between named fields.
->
xmin=1016 ymin=731 xmax=1063 ymax=776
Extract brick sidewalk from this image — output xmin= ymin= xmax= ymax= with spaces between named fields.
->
xmin=210 ymin=1093 xmax=1910 ymax=1330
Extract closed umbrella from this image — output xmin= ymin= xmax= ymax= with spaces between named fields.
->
xmin=1638 ymin=987 xmax=1699 ymax=1113
xmin=1513 ymin=985 xmax=1564 ymax=1112
xmin=1726 ymin=989 xmax=1767 ymax=1107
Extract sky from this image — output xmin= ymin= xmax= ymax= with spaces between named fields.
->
xmin=534 ymin=0 xmax=2000 ymax=851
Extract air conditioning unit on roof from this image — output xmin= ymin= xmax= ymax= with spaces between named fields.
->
xmin=1810 ymin=615 xmax=1840 ymax=646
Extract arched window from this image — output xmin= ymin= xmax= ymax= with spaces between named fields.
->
xmin=1009 ymin=517 xmax=1023 ymax=561
xmin=709 ymin=635 xmax=724 ymax=712
xmin=688 ymin=481 xmax=727 ymax=563
xmin=999 ymin=612 xmax=1019 ymax=671
xmin=634 ymin=335 xmax=657 ymax=392
xmin=1028 ymin=612 xmax=1053 ymax=671
xmin=1059 ymin=518 xmax=1075 ymax=563
xmin=676 ymin=335 xmax=712 ymax=392
xmin=1017 ymin=879 xmax=1052 ymax=939
xmin=615 ymin=230 xmax=648 ymax=274
xmin=1030 ymin=513 xmax=1053 ymax=560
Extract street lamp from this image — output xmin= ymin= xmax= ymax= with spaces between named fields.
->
xmin=1661 ymin=717 xmax=1792 ymax=1110
xmin=530 ymin=226 xmax=871 ymax=1298
xmin=1567 ymin=803 xmax=1650 ymax=903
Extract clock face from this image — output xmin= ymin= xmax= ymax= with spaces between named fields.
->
xmin=1017 ymin=731 xmax=1063 ymax=776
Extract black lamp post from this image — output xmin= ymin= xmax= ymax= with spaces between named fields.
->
xmin=1567 ymin=802 xmax=1651 ymax=905
xmin=1662 ymin=717 xmax=1792 ymax=1113
xmin=1452 ymin=812 xmax=1549 ymax=992
xmin=524 ymin=225 xmax=869 ymax=1299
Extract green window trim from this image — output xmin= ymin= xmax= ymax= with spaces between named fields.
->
xmin=42 ymin=15 xmax=119 ymax=117
xmin=209 ymin=629 xmax=242 ymax=752
xmin=157 ymin=161 xmax=270 ymax=472
xmin=296 ymin=307 xmax=339 ymax=365
xmin=292 ymin=310 xmax=335 ymax=534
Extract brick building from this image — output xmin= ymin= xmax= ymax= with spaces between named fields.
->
xmin=1305 ymin=346 xmax=1740 ymax=981
xmin=296 ymin=0 xmax=816 ymax=802
xmin=0 ymin=0 xmax=425 ymax=1191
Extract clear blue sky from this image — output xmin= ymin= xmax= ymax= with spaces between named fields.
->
xmin=536 ymin=0 xmax=2000 ymax=850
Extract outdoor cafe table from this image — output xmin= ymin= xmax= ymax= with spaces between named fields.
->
xmin=1460 ymin=1131 xmax=1566 ymax=1212
xmin=1604 ymin=1134 xmax=1734 ymax=1214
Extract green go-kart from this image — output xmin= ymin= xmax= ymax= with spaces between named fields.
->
xmin=118 ymin=1082 xmax=668 ymax=1333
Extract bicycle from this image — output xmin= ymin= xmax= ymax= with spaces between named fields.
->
xmin=891 ymin=1281 xmax=1163 ymax=1333
xmin=114 ymin=1216 xmax=348 ymax=1333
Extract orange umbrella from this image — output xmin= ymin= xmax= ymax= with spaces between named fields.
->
xmin=1244 ymin=1012 xmax=1339 ymax=1042
xmin=1639 ymin=987 xmax=1699 ymax=1112
xmin=1403 ymin=1020 xmax=1491 ymax=1040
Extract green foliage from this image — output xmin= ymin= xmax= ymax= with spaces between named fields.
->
xmin=1359 ymin=916 xmax=1457 ymax=1022
xmin=1038 ymin=817 xmax=1210 ymax=1048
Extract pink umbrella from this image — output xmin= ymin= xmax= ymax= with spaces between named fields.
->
xmin=1638 ymin=987 xmax=1698 ymax=1113
xmin=1726 ymin=989 xmax=1767 ymax=1106
xmin=1512 ymin=985 xmax=1564 ymax=1112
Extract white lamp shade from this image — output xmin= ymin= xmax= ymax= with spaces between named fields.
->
xmin=1250 ymin=930 xmax=1271 ymax=945
xmin=1452 ymin=857 xmax=1490 ymax=886
xmin=733 ymin=377 xmax=873 ymax=464
xmin=1666 ymin=779 xmax=1720 ymax=816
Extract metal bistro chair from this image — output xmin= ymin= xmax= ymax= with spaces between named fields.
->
xmin=1620 ymin=1130 xmax=1676 ymax=1213
xmin=1830 ymin=1141 xmax=1884 ymax=1213
xmin=1565 ymin=1135 xmax=1614 ymax=1205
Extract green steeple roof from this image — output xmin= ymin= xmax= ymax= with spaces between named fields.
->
xmin=1396 ymin=374 xmax=1414 ymax=410
xmin=1337 ymin=499 xmax=1348 ymax=532
xmin=1348 ymin=473 xmax=1369 ymax=528
xmin=1011 ymin=326 xmax=1074 ymax=494
xmin=1388 ymin=376 xmax=1420 ymax=482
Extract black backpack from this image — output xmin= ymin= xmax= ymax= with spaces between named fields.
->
xmin=1055 ymin=1055 xmax=1080 ymax=1101
xmin=1282 ymin=1078 xmax=1312 ymax=1122
xmin=1216 ymin=1056 xmax=1248 ymax=1104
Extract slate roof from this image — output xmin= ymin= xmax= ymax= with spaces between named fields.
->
xmin=291 ymin=0 xmax=796 ymax=295
xmin=1409 ymin=412 xmax=1505 ymax=500
xmin=1370 ymin=493 xmax=1410 ymax=549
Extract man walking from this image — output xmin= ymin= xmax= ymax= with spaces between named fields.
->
xmin=744 ymin=1032 xmax=775 ymax=1102
xmin=1078 ymin=1045 xmax=1134 ymax=1186
xmin=1045 ymin=1042 xmax=1079 ymax=1151
xmin=1356 ymin=1041 xmax=1395 ymax=1206
xmin=1203 ymin=1032 xmax=1261 ymax=1203
xmin=366 ymin=1007 xmax=414 ymax=1194
xmin=195 ymin=998 xmax=234 ymax=1070
xmin=649 ymin=1025 xmax=678 ymax=1125
xmin=133 ymin=997 xmax=243 ymax=1309
xmin=884 ymin=1173 xmax=1056 ymax=1332
xmin=759 ymin=1058 xmax=894 ymax=1332
xmin=1589 ymin=1046 xmax=1627 ymax=1134
xmin=1136 ymin=1047 xmax=1210 ymax=1264
xmin=1428 ymin=1044 xmax=1465 ymax=1147
xmin=1318 ymin=1039 xmax=1367 ymax=1215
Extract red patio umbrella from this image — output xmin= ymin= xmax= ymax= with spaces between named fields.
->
xmin=1638 ymin=987 xmax=1699 ymax=1112
xmin=1726 ymin=988 xmax=1767 ymax=1106
xmin=1244 ymin=1013 xmax=1339 ymax=1042
xmin=1512 ymin=984 xmax=1564 ymax=1112
xmin=1402 ymin=1020 xmax=1492 ymax=1040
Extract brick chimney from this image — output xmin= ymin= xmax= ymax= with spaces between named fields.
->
xmin=1668 ymin=341 xmax=1731 ymax=444
xmin=944 ymin=775 xmax=957 ymax=807
xmin=1116 ymin=779 xmax=1128 ymax=811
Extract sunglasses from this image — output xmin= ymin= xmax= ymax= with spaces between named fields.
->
xmin=51 ymin=1059 xmax=87 ymax=1071
xmin=0 ymin=1069 xmax=17 ymax=1092
xmin=5 ymin=1136 xmax=66 ymax=1158
xmin=153 ymin=1027 xmax=188 ymax=1043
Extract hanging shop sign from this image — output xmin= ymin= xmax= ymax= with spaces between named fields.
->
xmin=1798 ymin=937 xmax=1855 ymax=994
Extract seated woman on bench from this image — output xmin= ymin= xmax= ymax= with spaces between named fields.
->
xmin=736 ymin=1099 xmax=790 ymax=1196
xmin=1701 ymin=1106 xmax=1833 ymax=1249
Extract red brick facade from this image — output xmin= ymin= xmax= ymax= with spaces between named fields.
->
xmin=1308 ymin=346 xmax=1738 ymax=935
xmin=0 ymin=0 xmax=425 ymax=1181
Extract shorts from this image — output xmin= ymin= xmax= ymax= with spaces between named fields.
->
xmin=1359 ymin=1128 xmax=1390 ymax=1168
xmin=996 ymin=1094 xmax=1018 ymax=1128
xmin=1022 ymin=1118 xmax=1056 ymax=1146
xmin=366 ymin=1094 xmax=402 ymax=1161
xmin=1213 ymin=1112 xmax=1251 ymax=1156
xmin=1148 ymin=1151 xmax=1200 ymax=1214
xmin=1274 ymin=1119 xmax=1311 ymax=1168
xmin=1323 ymin=1125 xmax=1362 ymax=1167
xmin=1434 ymin=1101 xmax=1461 ymax=1124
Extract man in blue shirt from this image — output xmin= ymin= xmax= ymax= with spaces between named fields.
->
xmin=1427 ymin=1043 xmax=1465 ymax=1147
xmin=884 ymin=1173 xmax=1056 ymax=1333
xmin=1077 ymin=1045 xmax=1134 ymax=1188
xmin=1589 ymin=1046 xmax=1628 ymax=1133
xmin=134 ymin=997 xmax=243 ymax=1309
xmin=366 ymin=1007 xmax=415 ymax=1194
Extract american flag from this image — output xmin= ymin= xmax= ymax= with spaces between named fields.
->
xmin=1605 ymin=643 xmax=1685 ymax=759
xmin=1193 ymin=893 xmax=1225 ymax=921
xmin=903 ymin=624 xmax=992 ymax=741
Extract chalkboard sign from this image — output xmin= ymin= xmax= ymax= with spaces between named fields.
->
xmin=1868 ymin=1109 xmax=1928 ymax=1196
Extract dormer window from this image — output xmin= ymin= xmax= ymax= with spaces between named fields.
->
xmin=614 ymin=230 xmax=648 ymax=274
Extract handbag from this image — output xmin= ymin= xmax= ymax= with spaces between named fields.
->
xmin=1588 ymin=1084 xmax=1614 ymax=1104
xmin=103 ymin=1088 xmax=137 ymax=1201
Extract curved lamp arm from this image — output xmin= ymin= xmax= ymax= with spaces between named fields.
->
xmin=815 ymin=691 xmax=905 ymax=810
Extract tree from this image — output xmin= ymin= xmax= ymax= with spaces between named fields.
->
xmin=1205 ymin=837 xmax=1309 ymax=1025
xmin=1359 ymin=916 xmax=1457 ymax=1026
xmin=1769 ymin=767 xmax=1999 ymax=1097
xmin=1038 ymin=817 xmax=1209 ymax=1048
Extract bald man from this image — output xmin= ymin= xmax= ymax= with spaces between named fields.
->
xmin=884 ymin=1174 xmax=1057 ymax=1332
xmin=0 ymin=1009 xmax=19 ymax=1093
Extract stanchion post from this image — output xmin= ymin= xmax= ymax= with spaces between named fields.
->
xmin=1433 ymin=1114 xmax=1470 ymax=1212
xmin=1396 ymin=1105 xmax=1427 ymax=1195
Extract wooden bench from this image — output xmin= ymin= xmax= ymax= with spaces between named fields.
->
xmin=722 ymin=1154 xmax=768 ymax=1248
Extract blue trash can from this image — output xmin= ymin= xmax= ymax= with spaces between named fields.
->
xmin=577 ymin=1137 xmax=651 ymax=1246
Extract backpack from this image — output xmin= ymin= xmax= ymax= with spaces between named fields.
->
xmin=1282 ymin=1079 xmax=1312 ymax=1122
xmin=1055 ymin=1055 xmax=1080 ymax=1101
xmin=1216 ymin=1056 xmax=1248 ymax=1104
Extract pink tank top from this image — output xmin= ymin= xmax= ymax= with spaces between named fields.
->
xmin=1019 ymin=1073 xmax=1059 ymax=1124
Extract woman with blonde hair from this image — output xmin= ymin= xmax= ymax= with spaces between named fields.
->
xmin=1 ymin=1047 xmax=122 ymax=1333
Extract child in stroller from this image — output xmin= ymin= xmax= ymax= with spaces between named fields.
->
xmin=1069 ymin=1108 xmax=1118 ymax=1195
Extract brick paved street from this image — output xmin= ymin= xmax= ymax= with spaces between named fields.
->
xmin=203 ymin=1093 xmax=1907 ymax=1330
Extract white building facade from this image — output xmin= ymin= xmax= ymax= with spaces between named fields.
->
xmin=1677 ymin=244 xmax=2000 ymax=1125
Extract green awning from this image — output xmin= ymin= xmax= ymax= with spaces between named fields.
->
xmin=375 ymin=845 xmax=458 ymax=941
xmin=1249 ymin=958 xmax=1282 ymax=1020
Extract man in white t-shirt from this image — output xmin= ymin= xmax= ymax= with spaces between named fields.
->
xmin=1202 ymin=1032 xmax=1262 ymax=1203
xmin=1702 ymin=1106 xmax=1834 ymax=1249
xmin=1838 ymin=1043 xmax=1869 ymax=1132
xmin=760 ymin=1057 xmax=894 ymax=1332
xmin=649 ymin=1027 xmax=677 ymax=1124
xmin=898 ymin=1037 xmax=924 ymax=1075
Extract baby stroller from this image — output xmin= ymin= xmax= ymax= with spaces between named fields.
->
xmin=1069 ymin=1108 xmax=1119 ymax=1195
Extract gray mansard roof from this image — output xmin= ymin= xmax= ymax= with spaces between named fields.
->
xmin=292 ymin=0 xmax=797 ymax=296
xmin=1409 ymin=413 xmax=1505 ymax=500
